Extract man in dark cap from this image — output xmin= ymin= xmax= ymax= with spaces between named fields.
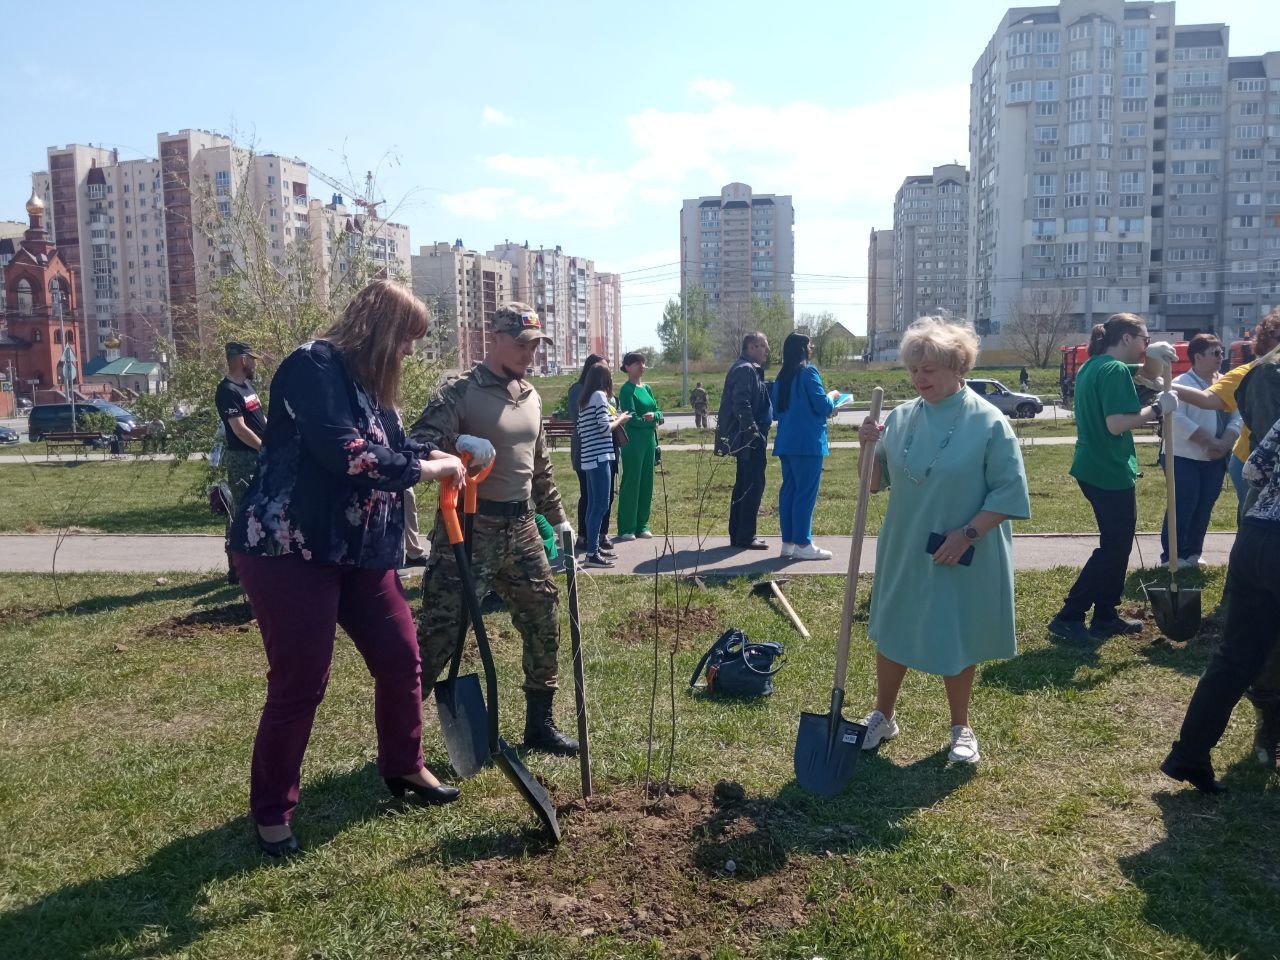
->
xmin=216 ymin=341 xmax=266 ymax=583
xmin=411 ymin=303 xmax=578 ymax=755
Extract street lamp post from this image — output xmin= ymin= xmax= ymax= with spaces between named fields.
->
xmin=680 ymin=232 xmax=688 ymax=407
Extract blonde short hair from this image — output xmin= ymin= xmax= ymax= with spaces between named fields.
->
xmin=899 ymin=316 xmax=979 ymax=374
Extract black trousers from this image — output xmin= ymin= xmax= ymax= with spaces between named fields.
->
xmin=1170 ymin=522 xmax=1280 ymax=766
xmin=1058 ymin=480 xmax=1136 ymax=623
xmin=728 ymin=440 xmax=767 ymax=546
xmin=575 ymin=458 xmax=617 ymax=541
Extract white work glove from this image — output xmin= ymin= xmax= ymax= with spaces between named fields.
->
xmin=1146 ymin=341 xmax=1178 ymax=366
xmin=456 ymin=434 xmax=495 ymax=468
xmin=1154 ymin=391 xmax=1179 ymax=417
xmin=553 ymin=520 xmax=574 ymax=542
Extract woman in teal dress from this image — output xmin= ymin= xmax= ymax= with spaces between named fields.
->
xmin=856 ymin=317 xmax=1030 ymax=764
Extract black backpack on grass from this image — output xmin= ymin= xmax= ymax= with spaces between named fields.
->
xmin=688 ymin=628 xmax=784 ymax=698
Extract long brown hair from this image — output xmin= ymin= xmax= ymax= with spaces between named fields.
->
xmin=579 ymin=362 xmax=614 ymax=409
xmin=323 ymin=279 xmax=428 ymax=406
xmin=1087 ymin=313 xmax=1146 ymax=356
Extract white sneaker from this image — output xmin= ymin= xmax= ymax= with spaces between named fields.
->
xmin=791 ymin=543 xmax=833 ymax=561
xmin=1182 ymin=554 xmax=1201 ymax=568
xmin=948 ymin=725 xmax=981 ymax=763
xmin=860 ymin=710 xmax=900 ymax=750
xmin=613 ymin=533 xmax=636 ymax=543
xmin=637 ymin=529 xmax=653 ymax=539
xmin=781 ymin=542 xmax=794 ymax=558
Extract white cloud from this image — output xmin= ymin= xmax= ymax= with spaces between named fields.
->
xmin=440 ymin=82 xmax=972 ymax=337
xmin=687 ymin=77 xmax=735 ymax=101
xmin=440 ymin=186 xmax=516 ymax=221
xmin=481 ymin=106 xmax=513 ymax=127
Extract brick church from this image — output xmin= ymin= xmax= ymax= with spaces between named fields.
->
xmin=0 ymin=189 xmax=86 ymax=415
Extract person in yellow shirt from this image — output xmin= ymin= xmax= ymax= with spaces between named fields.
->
xmin=1172 ymin=310 xmax=1280 ymax=517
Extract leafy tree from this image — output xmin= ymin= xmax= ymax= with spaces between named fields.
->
xmin=656 ymin=287 xmax=714 ymax=365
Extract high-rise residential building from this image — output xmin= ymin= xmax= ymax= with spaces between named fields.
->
xmin=893 ymin=165 xmax=970 ymax=338
xmin=1219 ymin=52 xmax=1280 ymax=340
xmin=30 ymin=129 xmax=413 ymax=362
xmin=968 ymin=1 xmax=1280 ymax=354
xmin=866 ymin=229 xmax=896 ymax=358
xmin=969 ymin=1 xmax=1180 ymax=353
xmin=411 ymin=240 xmax=513 ymax=367
xmin=680 ymin=183 xmax=795 ymax=351
xmin=590 ymin=271 xmax=622 ymax=362
xmin=488 ymin=242 xmax=612 ymax=375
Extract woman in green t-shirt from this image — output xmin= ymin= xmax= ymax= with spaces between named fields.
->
xmin=1048 ymin=314 xmax=1178 ymax=646
xmin=615 ymin=352 xmax=664 ymax=540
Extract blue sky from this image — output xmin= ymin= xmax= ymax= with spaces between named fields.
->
xmin=4 ymin=0 xmax=1276 ymax=348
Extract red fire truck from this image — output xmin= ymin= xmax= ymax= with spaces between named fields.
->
xmin=1059 ymin=340 xmax=1191 ymax=407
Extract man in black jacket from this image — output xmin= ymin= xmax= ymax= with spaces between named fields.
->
xmin=715 ymin=331 xmax=772 ymax=549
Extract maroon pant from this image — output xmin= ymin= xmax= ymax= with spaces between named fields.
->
xmin=235 ymin=551 xmax=424 ymax=826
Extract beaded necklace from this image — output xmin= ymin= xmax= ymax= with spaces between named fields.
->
xmin=900 ymin=393 xmax=966 ymax=486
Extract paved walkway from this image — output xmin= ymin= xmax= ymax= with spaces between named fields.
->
xmin=0 ymin=432 xmax=1148 ymax=464
xmin=0 ymin=531 xmax=1232 ymax=575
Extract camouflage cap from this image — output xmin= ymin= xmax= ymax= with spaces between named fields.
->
xmin=491 ymin=302 xmax=552 ymax=343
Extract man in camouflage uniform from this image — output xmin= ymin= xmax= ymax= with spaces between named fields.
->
xmin=411 ymin=303 xmax=578 ymax=755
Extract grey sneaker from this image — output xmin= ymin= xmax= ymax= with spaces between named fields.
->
xmin=948 ymin=725 xmax=981 ymax=763
xmin=860 ymin=710 xmax=900 ymax=751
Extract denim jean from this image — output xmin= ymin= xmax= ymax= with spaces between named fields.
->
xmin=583 ymin=461 xmax=613 ymax=554
xmin=576 ymin=458 xmax=616 ymax=543
xmin=1058 ymin=480 xmax=1136 ymax=623
xmin=1160 ymin=455 xmax=1228 ymax=563
xmin=1228 ymin=455 xmax=1248 ymax=521
xmin=1169 ymin=521 xmax=1280 ymax=768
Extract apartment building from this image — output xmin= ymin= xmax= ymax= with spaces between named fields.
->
xmin=309 ymin=196 xmax=412 ymax=293
xmin=968 ymin=1 xmax=1280 ymax=354
xmin=411 ymin=240 xmax=513 ymax=367
xmin=866 ymin=229 xmax=896 ymax=358
xmin=893 ymin=166 xmax=969 ymax=338
xmin=680 ymin=183 xmax=795 ymax=349
xmin=590 ymin=271 xmax=622 ymax=362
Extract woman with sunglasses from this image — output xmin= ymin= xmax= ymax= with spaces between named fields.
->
xmin=1160 ymin=334 xmax=1239 ymax=568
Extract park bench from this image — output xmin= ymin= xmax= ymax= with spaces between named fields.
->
xmin=43 ymin=431 xmax=110 ymax=459
xmin=542 ymin=417 xmax=576 ymax=449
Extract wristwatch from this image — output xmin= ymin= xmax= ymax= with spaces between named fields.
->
xmin=963 ymin=525 xmax=980 ymax=541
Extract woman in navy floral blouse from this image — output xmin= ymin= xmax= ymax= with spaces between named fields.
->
xmin=230 ymin=280 xmax=466 ymax=856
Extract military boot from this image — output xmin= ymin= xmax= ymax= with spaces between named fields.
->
xmin=523 ymin=691 xmax=579 ymax=756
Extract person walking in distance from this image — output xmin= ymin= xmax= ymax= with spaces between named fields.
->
xmin=216 ymin=341 xmax=266 ymax=584
xmin=715 ymin=332 xmax=773 ymax=550
xmin=412 ymin=302 xmax=580 ymax=756
xmin=1047 ymin=314 xmax=1180 ymax=645
xmin=691 ymin=381 xmax=709 ymax=430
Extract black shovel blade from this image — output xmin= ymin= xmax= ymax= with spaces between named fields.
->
xmin=1147 ymin=585 xmax=1203 ymax=642
xmin=794 ymin=710 xmax=867 ymax=797
xmin=494 ymin=736 xmax=562 ymax=842
xmin=434 ymin=673 xmax=490 ymax=780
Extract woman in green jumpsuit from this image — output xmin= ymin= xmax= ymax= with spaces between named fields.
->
xmin=615 ymin=352 xmax=663 ymax=540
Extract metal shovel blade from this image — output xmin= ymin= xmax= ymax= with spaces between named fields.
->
xmin=434 ymin=673 xmax=490 ymax=779
xmin=1147 ymin=583 xmax=1202 ymax=642
xmin=794 ymin=706 xmax=867 ymax=797
xmin=494 ymin=736 xmax=562 ymax=842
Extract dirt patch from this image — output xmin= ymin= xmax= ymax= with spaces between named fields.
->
xmin=617 ymin=605 xmax=719 ymax=647
xmin=449 ymin=782 xmax=822 ymax=952
xmin=0 ymin=604 xmax=43 ymax=626
xmin=143 ymin=601 xmax=256 ymax=639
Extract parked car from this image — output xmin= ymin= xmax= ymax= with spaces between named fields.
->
xmin=0 ymin=425 xmax=18 ymax=444
xmin=27 ymin=401 xmax=140 ymax=441
xmin=967 ymin=379 xmax=1044 ymax=419
xmin=16 ymin=397 xmax=33 ymax=413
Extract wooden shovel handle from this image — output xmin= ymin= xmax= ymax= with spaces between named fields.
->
xmin=834 ymin=387 xmax=883 ymax=691
xmin=769 ymin=581 xmax=810 ymax=639
xmin=1162 ymin=360 xmax=1179 ymax=579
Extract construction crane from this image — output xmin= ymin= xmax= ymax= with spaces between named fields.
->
xmin=304 ymin=164 xmax=385 ymax=221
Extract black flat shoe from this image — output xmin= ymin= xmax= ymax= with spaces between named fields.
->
xmin=255 ymin=828 xmax=299 ymax=857
xmin=1090 ymin=615 xmax=1144 ymax=638
xmin=1160 ymin=756 xmax=1226 ymax=794
xmin=384 ymin=775 xmax=461 ymax=806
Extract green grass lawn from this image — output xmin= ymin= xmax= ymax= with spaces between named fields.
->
xmin=1 ymin=569 xmax=1275 ymax=959
xmin=0 ymin=438 xmax=1227 ymax=540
